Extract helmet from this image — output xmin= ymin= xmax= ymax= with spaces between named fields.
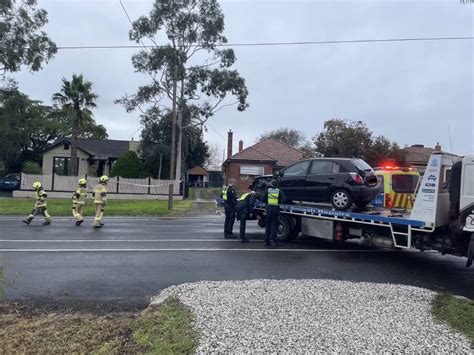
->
xmin=33 ymin=181 xmax=42 ymax=189
xmin=99 ymin=175 xmax=109 ymax=183
xmin=78 ymin=178 xmax=87 ymax=186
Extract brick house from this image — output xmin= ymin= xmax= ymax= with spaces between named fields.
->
xmin=403 ymin=143 xmax=458 ymax=175
xmin=222 ymin=130 xmax=303 ymax=192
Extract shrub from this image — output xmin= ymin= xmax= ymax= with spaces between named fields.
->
xmin=22 ymin=161 xmax=42 ymax=174
xmin=110 ymin=151 xmax=148 ymax=178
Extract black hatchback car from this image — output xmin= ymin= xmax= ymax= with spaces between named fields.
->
xmin=276 ymin=158 xmax=379 ymax=210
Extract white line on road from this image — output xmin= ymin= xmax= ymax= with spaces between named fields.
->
xmin=0 ymin=239 xmax=258 ymax=242
xmin=0 ymin=248 xmax=395 ymax=252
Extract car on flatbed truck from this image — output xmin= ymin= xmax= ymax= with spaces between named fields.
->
xmin=248 ymin=153 xmax=474 ymax=267
xmin=275 ymin=158 xmax=379 ymax=210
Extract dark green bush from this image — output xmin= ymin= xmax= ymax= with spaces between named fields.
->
xmin=110 ymin=151 xmax=148 ymax=178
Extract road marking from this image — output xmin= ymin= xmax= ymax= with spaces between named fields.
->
xmin=0 ymin=239 xmax=260 ymax=242
xmin=0 ymin=248 xmax=395 ymax=252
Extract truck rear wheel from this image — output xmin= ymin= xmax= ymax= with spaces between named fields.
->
xmin=277 ymin=215 xmax=294 ymax=241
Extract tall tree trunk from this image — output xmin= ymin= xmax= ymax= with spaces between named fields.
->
xmin=175 ymin=80 xmax=185 ymax=182
xmin=169 ymin=65 xmax=178 ymax=180
xmin=69 ymin=108 xmax=80 ymax=176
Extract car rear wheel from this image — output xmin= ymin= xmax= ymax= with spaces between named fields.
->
xmin=330 ymin=189 xmax=352 ymax=210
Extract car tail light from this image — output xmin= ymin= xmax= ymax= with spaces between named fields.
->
xmin=350 ymin=173 xmax=364 ymax=185
xmin=385 ymin=193 xmax=393 ymax=208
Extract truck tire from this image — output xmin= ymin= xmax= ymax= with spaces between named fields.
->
xmin=277 ymin=215 xmax=293 ymax=241
xmin=330 ymin=189 xmax=353 ymax=210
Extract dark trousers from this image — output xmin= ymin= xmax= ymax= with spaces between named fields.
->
xmin=265 ymin=206 xmax=280 ymax=243
xmin=239 ymin=212 xmax=248 ymax=240
xmin=224 ymin=205 xmax=236 ymax=236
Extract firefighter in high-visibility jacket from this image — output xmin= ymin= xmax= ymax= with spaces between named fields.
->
xmin=72 ymin=178 xmax=87 ymax=226
xmin=263 ymin=180 xmax=281 ymax=247
xmin=93 ymin=175 xmax=108 ymax=228
xmin=22 ymin=181 xmax=52 ymax=226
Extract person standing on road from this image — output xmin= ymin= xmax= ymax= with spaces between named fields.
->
xmin=72 ymin=178 xmax=87 ymax=226
xmin=221 ymin=178 xmax=237 ymax=238
xmin=93 ymin=175 xmax=108 ymax=229
xmin=236 ymin=185 xmax=257 ymax=243
xmin=22 ymin=181 xmax=52 ymax=226
xmin=264 ymin=179 xmax=281 ymax=247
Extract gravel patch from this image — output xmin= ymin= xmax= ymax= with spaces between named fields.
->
xmin=153 ymin=279 xmax=472 ymax=353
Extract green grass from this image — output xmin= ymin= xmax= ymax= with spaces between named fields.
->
xmin=0 ymin=198 xmax=193 ymax=216
xmin=132 ymin=297 xmax=198 ymax=354
xmin=432 ymin=293 xmax=474 ymax=347
xmin=1 ymin=297 xmax=198 ymax=354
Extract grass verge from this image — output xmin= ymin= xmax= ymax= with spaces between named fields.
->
xmin=0 ymin=198 xmax=193 ymax=216
xmin=0 ymin=297 xmax=198 ymax=354
xmin=432 ymin=293 xmax=474 ymax=347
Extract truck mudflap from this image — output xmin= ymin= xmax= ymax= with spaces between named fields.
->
xmin=467 ymin=233 xmax=474 ymax=267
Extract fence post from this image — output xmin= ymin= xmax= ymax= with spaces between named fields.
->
xmin=116 ymin=176 xmax=120 ymax=194
xmin=52 ymin=173 xmax=55 ymax=191
xmin=148 ymin=176 xmax=151 ymax=195
xmin=168 ymin=183 xmax=174 ymax=210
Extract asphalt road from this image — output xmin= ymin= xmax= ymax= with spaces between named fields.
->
xmin=1 ymin=215 xmax=473 ymax=311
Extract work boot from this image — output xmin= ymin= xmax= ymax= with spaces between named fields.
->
xmin=270 ymin=241 xmax=281 ymax=248
xmin=265 ymin=241 xmax=271 ymax=247
xmin=76 ymin=220 xmax=83 ymax=226
xmin=42 ymin=221 xmax=51 ymax=226
xmin=239 ymin=238 xmax=249 ymax=243
xmin=93 ymin=225 xmax=102 ymax=229
xmin=22 ymin=219 xmax=31 ymax=225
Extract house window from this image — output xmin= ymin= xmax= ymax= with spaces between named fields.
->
xmin=53 ymin=157 xmax=70 ymax=175
xmin=53 ymin=157 xmax=79 ymax=176
xmin=240 ymin=166 xmax=264 ymax=176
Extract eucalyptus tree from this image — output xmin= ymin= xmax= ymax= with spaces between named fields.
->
xmin=53 ymin=74 xmax=98 ymax=175
xmin=117 ymin=0 xmax=248 ymax=180
xmin=0 ymin=0 xmax=56 ymax=73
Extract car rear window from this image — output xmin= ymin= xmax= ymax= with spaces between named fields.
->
xmin=392 ymin=174 xmax=419 ymax=193
xmin=351 ymin=159 xmax=373 ymax=171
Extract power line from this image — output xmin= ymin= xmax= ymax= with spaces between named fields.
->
xmin=11 ymin=36 xmax=472 ymax=51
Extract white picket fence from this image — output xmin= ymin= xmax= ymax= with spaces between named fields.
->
xmin=20 ymin=173 xmax=181 ymax=195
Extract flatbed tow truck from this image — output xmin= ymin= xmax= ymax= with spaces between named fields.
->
xmin=222 ymin=153 xmax=474 ymax=266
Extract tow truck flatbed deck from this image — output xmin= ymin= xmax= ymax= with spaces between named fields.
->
xmin=217 ymin=198 xmax=427 ymax=229
xmin=258 ymin=202 xmax=426 ymax=228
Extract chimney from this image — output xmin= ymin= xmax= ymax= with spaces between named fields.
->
xmin=239 ymin=140 xmax=243 ymax=152
xmin=435 ymin=142 xmax=441 ymax=152
xmin=227 ymin=129 xmax=233 ymax=159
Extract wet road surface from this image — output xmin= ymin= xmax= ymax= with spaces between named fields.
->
xmin=0 ymin=216 xmax=473 ymax=310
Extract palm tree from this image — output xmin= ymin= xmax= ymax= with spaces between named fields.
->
xmin=53 ymin=74 xmax=98 ymax=176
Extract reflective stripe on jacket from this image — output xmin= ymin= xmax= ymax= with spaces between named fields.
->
xmin=73 ymin=187 xmax=87 ymax=205
xmin=34 ymin=189 xmax=48 ymax=208
xmin=238 ymin=192 xmax=250 ymax=201
xmin=94 ymin=184 xmax=107 ymax=204
xmin=267 ymin=188 xmax=280 ymax=206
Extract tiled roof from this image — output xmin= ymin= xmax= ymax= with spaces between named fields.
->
xmin=46 ymin=138 xmax=132 ymax=160
xmin=229 ymin=139 xmax=303 ymax=167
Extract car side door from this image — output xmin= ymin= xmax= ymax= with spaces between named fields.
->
xmin=278 ymin=160 xmax=311 ymax=201
xmin=305 ymin=161 xmax=339 ymax=202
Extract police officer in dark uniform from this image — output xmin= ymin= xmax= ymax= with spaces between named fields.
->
xmin=221 ymin=178 xmax=237 ymax=238
xmin=236 ymin=185 xmax=257 ymax=243
xmin=264 ymin=179 xmax=281 ymax=247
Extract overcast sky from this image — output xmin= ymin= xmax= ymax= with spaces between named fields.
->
xmin=11 ymin=0 xmax=474 ymax=158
